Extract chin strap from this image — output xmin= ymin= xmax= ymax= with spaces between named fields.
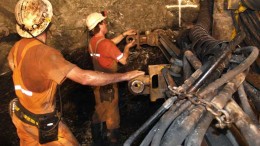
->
xmin=17 ymin=23 xmax=45 ymax=44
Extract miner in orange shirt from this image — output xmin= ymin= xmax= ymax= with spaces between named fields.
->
xmin=86 ymin=12 xmax=137 ymax=145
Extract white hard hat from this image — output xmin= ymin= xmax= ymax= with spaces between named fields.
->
xmin=86 ymin=12 xmax=106 ymax=31
xmin=15 ymin=0 xmax=53 ymax=38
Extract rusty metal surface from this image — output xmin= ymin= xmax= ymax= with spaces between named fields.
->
xmin=126 ymin=31 xmax=159 ymax=49
xmin=159 ymin=33 xmax=180 ymax=58
xmin=128 ymin=75 xmax=150 ymax=95
xmin=128 ymin=64 xmax=170 ymax=102
xmin=246 ymin=71 xmax=260 ymax=90
xmin=225 ymin=99 xmax=260 ymax=146
xmin=149 ymin=64 xmax=169 ymax=102
xmin=184 ymin=50 xmax=202 ymax=69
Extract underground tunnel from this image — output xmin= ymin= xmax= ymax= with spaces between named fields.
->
xmin=0 ymin=0 xmax=259 ymax=146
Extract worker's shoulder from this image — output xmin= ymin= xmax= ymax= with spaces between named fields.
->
xmin=18 ymin=38 xmax=59 ymax=54
xmin=102 ymin=38 xmax=113 ymax=43
xmin=34 ymin=43 xmax=60 ymax=55
xmin=99 ymin=38 xmax=116 ymax=46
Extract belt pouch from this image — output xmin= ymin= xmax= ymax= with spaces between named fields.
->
xmin=38 ymin=114 xmax=59 ymax=144
xmin=99 ymin=84 xmax=115 ymax=102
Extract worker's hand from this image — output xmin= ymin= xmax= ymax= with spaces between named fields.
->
xmin=124 ymin=70 xmax=145 ymax=80
xmin=123 ymin=29 xmax=137 ymax=36
xmin=125 ymin=39 xmax=136 ymax=48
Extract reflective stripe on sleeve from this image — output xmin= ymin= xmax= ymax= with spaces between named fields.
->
xmin=117 ymin=53 xmax=123 ymax=60
xmin=90 ymin=53 xmax=100 ymax=57
xmin=15 ymin=85 xmax=33 ymax=96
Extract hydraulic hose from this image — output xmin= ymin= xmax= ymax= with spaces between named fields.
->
xmin=183 ymin=54 xmax=193 ymax=80
xmin=184 ymin=111 xmax=214 ymax=146
xmin=238 ymin=84 xmax=258 ymax=124
xmin=180 ymin=68 xmax=204 ymax=92
xmin=198 ymin=46 xmax=259 ymax=97
xmin=225 ymin=99 xmax=260 ymax=146
xmin=123 ymin=96 xmax=177 ymax=146
xmin=151 ymin=99 xmax=190 ymax=146
xmin=187 ymin=0 xmax=245 ymax=93
xmin=125 ymin=0 xmax=259 ymax=145
xmin=178 ymin=0 xmax=226 ymax=93
xmin=139 ymin=122 xmax=159 ymax=146
xmin=150 ymin=73 xmax=243 ymax=146
xmin=188 ymin=31 xmax=246 ymax=93
xmin=162 ymin=106 xmax=204 ymax=146
xmin=243 ymin=81 xmax=260 ymax=112
xmin=239 ymin=10 xmax=260 ymax=47
xmin=189 ymin=0 xmax=225 ymax=59
xmin=159 ymin=106 xmax=192 ymax=146
xmin=184 ymin=73 xmax=246 ymax=146
xmin=184 ymin=50 xmax=202 ymax=70
xmin=160 ymin=106 xmax=204 ymax=146
xmin=240 ymin=11 xmax=260 ymax=44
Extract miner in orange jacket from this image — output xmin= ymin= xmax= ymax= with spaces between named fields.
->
xmin=7 ymin=0 xmax=144 ymax=145
xmin=86 ymin=12 xmax=137 ymax=145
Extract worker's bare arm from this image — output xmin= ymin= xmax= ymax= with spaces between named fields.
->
xmin=66 ymin=66 xmax=144 ymax=86
xmin=111 ymin=29 xmax=136 ymax=44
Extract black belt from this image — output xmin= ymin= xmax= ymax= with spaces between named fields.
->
xmin=13 ymin=100 xmax=56 ymax=127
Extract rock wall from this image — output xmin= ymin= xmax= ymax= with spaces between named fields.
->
xmin=0 ymin=0 xmax=200 ymax=74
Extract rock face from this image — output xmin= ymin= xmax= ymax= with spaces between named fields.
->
xmin=0 ymin=0 xmax=200 ymax=73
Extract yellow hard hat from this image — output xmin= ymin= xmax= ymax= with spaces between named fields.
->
xmin=15 ymin=0 xmax=53 ymax=38
xmin=86 ymin=12 xmax=106 ymax=31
